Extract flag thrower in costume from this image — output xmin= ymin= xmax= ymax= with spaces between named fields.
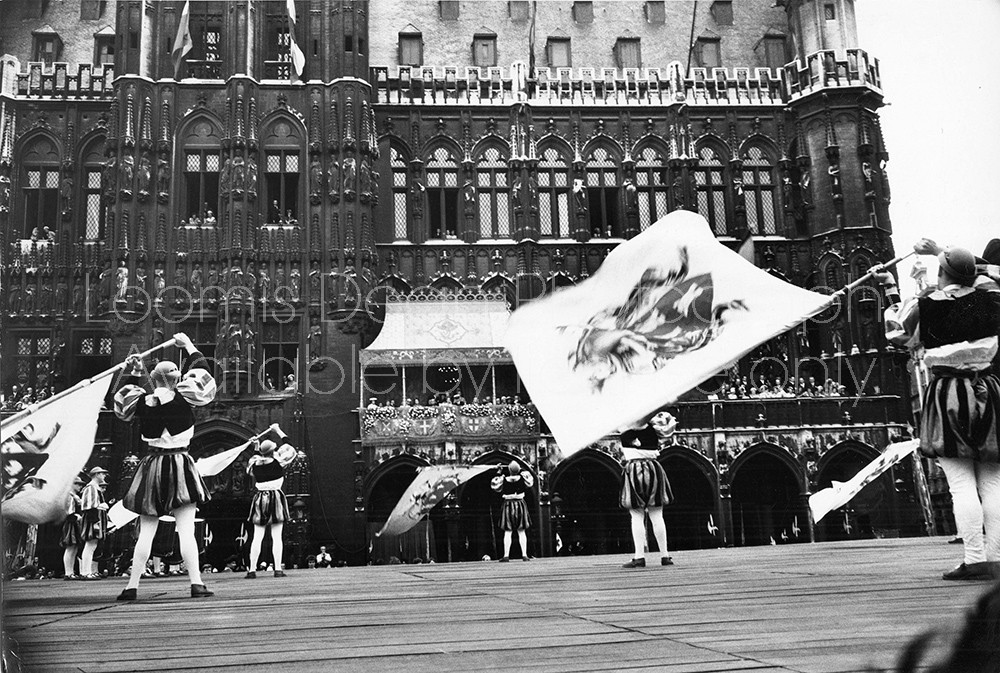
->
xmin=504 ymin=210 xmax=912 ymax=456
xmin=376 ymin=464 xmax=495 ymax=537
xmin=808 ymin=439 xmax=920 ymax=523
xmin=1 ymin=340 xmax=178 ymax=525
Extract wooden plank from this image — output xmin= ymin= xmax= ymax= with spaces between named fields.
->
xmin=2 ymin=538 xmax=989 ymax=673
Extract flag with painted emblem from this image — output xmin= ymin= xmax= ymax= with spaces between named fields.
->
xmin=377 ymin=464 xmax=495 ymax=537
xmin=171 ymin=0 xmax=194 ymax=78
xmin=504 ymin=211 xmax=832 ymax=456
xmin=809 ymin=439 xmax=919 ymax=523
xmin=1 ymin=378 xmax=113 ymax=524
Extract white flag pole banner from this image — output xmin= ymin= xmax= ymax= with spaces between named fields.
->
xmin=809 ymin=439 xmax=920 ymax=523
xmin=377 ymin=464 xmax=494 ymax=537
xmin=1 ymin=378 xmax=113 ymax=524
xmin=106 ymin=500 xmax=139 ymax=531
xmin=504 ymin=211 xmax=834 ymax=456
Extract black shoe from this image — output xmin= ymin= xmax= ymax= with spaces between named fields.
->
xmin=943 ymin=562 xmax=993 ymax=581
xmin=522 ymin=556 xmax=531 ymax=562
xmin=661 ymin=556 xmax=674 ymax=566
xmin=948 ymin=537 xmax=965 ymax=544
xmin=244 ymin=571 xmax=256 ymax=579
xmin=190 ymin=584 xmax=214 ymax=598
xmin=622 ymin=558 xmax=646 ymax=568
xmin=273 ymin=570 xmax=287 ymax=578
xmin=116 ymin=588 xmax=137 ymax=601
xmin=498 ymin=557 xmax=509 ymax=563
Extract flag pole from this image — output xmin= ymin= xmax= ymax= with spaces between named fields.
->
xmin=832 ymin=251 xmax=916 ymax=299
xmin=0 ymin=338 xmax=179 ymax=433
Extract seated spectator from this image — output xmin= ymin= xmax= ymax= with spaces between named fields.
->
xmin=316 ymin=546 xmax=333 ymax=568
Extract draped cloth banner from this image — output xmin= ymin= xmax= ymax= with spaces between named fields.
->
xmin=194 ymin=424 xmax=292 ymax=478
xmin=504 ymin=211 xmax=832 ymax=456
xmin=171 ymin=0 xmax=193 ymax=77
xmin=376 ymin=464 xmax=494 ymax=537
xmin=1 ymin=378 xmax=113 ymax=524
xmin=809 ymin=439 xmax=920 ymax=523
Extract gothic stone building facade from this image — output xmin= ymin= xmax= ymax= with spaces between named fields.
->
xmin=0 ymin=0 xmax=927 ymax=567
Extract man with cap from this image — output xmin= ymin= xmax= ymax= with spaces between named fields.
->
xmin=59 ymin=475 xmax=86 ymax=579
xmin=491 ymin=460 xmax=534 ymax=562
xmin=619 ymin=412 xmax=675 ymax=568
xmin=244 ymin=434 xmax=296 ymax=579
xmin=79 ymin=466 xmax=110 ymax=579
xmin=113 ymin=331 xmax=217 ymax=600
xmin=883 ymin=244 xmax=1000 ymax=580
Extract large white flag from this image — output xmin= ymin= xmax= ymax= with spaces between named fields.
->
xmin=504 ymin=211 xmax=832 ymax=455
xmin=286 ymin=0 xmax=306 ymax=79
xmin=377 ymin=464 xmax=494 ymax=537
xmin=1 ymin=378 xmax=113 ymax=524
xmin=809 ymin=439 xmax=920 ymax=523
xmin=171 ymin=0 xmax=194 ymax=78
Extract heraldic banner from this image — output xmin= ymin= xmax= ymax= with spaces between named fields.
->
xmin=504 ymin=211 xmax=833 ymax=456
xmin=1 ymin=378 xmax=114 ymax=524
xmin=377 ymin=464 xmax=494 ymax=537
xmin=809 ymin=439 xmax=920 ymax=523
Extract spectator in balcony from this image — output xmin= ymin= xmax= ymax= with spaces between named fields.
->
xmin=883 ymin=245 xmax=1000 ymax=581
xmin=620 ymin=413 xmax=675 ymax=569
xmin=491 ymin=460 xmax=534 ymax=562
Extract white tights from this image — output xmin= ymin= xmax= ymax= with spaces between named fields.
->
xmin=502 ymin=530 xmax=528 ymax=559
xmin=81 ymin=539 xmax=99 ymax=576
xmin=937 ymin=457 xmax=1000 ymax=564
xmin=126 ymin=504 xmax=204 ymax=589
xmin=630 ymin=508 xmax=669 ymax=559
xmin=62 ymin=546 xmax=78 ymax=577
xmin=249 ymin=523 xmax=284 ymax=571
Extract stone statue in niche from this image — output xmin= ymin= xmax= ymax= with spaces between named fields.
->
xmin=879 ymin=158 xmax=891 ymax=204
xmin=135 ymin=264 xmax=148 ymax=307
xmin=622 ymin=172 xmax=638 ymax=213
xmin=862 ymin=161 xmax=875 ymax=199
xmin=243 ymin=323 xmax=256 ymax=365
xmin=220 ymin=157 xmax=232 ymax=196
xmin=310 ymin=159 xmax=324 ymax=204
xmin=274 ymin=263 xmax=287 ymax=303
xmin=205 ymin=263 xmax=219 ymax=303
xmin=173 ymin=264 xmax=188 ymax=304
xmin=114 ymin=261 xmax=129 ymax=302
xmin=225 ymin=324 xmax=245 ymax=368
xmin=190 ymin=263 xmax=203 ymax=301
xmin=799 ymin=166 xmax=812 ymax=207
xmin=232 ymin=156 xmax=246 ymax=196
xmin=327 ymin=161 xmax=340 ymax=203
xmin=102 ymin=155 xmax=117 ymax=199
xmin=511 ymin=174 xmax=524 ymax=212
xmin=246 ymin=158 xmax=257 ymax=200
xmin=527 ymin=174 xmax=538 ymax=212
xmin=290 ymin=263 xmax=301 ymax=302
xmin=137 ymin=153 xmax=152 ymax=200
xmin=55 ymin=277 xmax=69 ymax=314
xmin=342 ymin=156 xmax=357 ymax=200
xmin=462 ymin=180 xmax=476 ymax=217
xmin=827 ymin=162 xmax=841 ymax=193
xmin=157 ymin=157 xmax=171 ymax=203
xmin=359 ymin=158 xmax=372 ymax=202
xmin=369 ymin=167 xmax=379 ymax=205
xmin=308 ymin=318 xmax=323 ymax=367
xmin=38 ymin=281 xmax=53 ymax=314
xmin=572 ymin=177 xmax=588 ymax=216
xmin=119 ymin=155 xmax=134 ymax=198
xmin=244 ymin=263 xmax=257 ymax=296
xmin=258 ymin=265 xmax=271 ymax=303
xmin=308 ymin=260 xmax=321 ymax=302
xmin=60 ymin=174 xmax=73 ymax=201
xmin=153 ymin=265 xmax=166 ymax=303
xmin=409 ymin=178 xmax=425 ymax=217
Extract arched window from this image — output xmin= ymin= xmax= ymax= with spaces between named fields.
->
xmin=262 ymin=118 xmax=302 ymax=224
xmin=391 ymin=147 xmax=409 ymax=241
xmin=425 ymin=146 xmax=459 ymax=239
xmin=180 ymin=118 xmax=221 ymax=224
xmin=81 ymin=140 xmax=108 ymax=241
xmin=636 ymin=146 xmax=669 ymax=231
xmin=20 ymin=136 xmax=60 ymax=239
xmin=477 ymin=146 xmax=509 ymax=239
xmin=694 ymin=145 xmax=728 ymax=236
xmin=741 ymin=145 xmax=779 ymax=235
xmin=538 ymin=147 xmax=570 ymax=237
xmin=586 ymin=146 xmax=619 ymax=237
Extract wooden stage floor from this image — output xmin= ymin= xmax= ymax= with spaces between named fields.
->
xmin=2 ymin=538 xmax=995 ymax=673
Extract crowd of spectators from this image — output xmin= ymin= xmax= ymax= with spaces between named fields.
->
xmin=710 ymin=375 xmax=851 ymax=401
xmin=1 ymin=384 xmax=55 ymax=412
xmin=364 ymin=393 xmax=535 ymax=411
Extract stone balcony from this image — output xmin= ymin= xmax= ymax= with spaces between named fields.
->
xmin=371 ymin=48 xmax=880 ymax=107
xmin=1 ymin=58 xmax=114 ymax=100
xmin=360 ymin=402 xmax=540 ymax=446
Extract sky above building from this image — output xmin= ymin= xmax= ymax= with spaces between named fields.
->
xmin=855 ymin=0 xmax=1000 ymax=295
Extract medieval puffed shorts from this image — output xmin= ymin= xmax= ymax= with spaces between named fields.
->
xmin=499 ymin=498 xmax=531 ymax=531
xmin=248 ymin=489 xmax=290 ymax=526
xmin=123 ymin=448 xmax=211 ymax=517
xmin=620 ymin=458 xmax=673 ymax=510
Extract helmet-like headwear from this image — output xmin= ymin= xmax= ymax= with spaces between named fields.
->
xmin=150 ymin=361 xmax=181 ymax=389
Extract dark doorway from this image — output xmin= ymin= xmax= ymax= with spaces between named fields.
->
xmin=189 ymin=429 xmax=254 ymax=570
xmin=660 ymin=455 xmax=719 ymax=550
xmin=815 ymin=447 xmax=893 ymax=541
xmin=456 ymin=466 xmax=534 ymax=561
xmin=730 ymin=451 xmax=807 ymax=546
xmin=550 ymin=453 xmax=629 ymax=556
